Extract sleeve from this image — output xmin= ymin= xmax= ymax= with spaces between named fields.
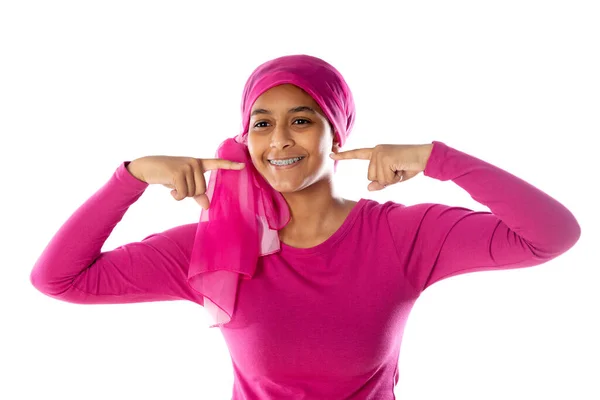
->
xmin=386 ymin=141 xmax=581 ymax=294
xmin=29 ymin=161 xmax=204 ymax=306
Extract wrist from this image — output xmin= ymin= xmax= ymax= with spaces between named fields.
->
xmin=420 ymin=143 xmax=434 ymax=170
xmin=126 ymin=159 xmax=146 ymax=182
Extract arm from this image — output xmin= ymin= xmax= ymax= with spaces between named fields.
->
xmin=30 ymin=162 xmax=204 ymax=305
xmin=387 ymin=141 xmax=581 ymax=293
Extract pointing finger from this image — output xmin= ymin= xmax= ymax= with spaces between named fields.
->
xmin=200 ymin=158 xmax=246 ymax=171
xmin=329 ymin=148 xmax=373 ymax=160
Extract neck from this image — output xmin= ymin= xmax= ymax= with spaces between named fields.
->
xmin=278 ymin=178 xmax=349 ymax=240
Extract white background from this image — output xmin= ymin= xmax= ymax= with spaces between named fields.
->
xmin=1 ymin=1 xmax=598 ymax=399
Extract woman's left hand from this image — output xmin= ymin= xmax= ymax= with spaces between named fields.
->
xmin=330 ymin=143 xmax=434 ymax=191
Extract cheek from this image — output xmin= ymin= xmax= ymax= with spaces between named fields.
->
xmin=246 ymin=137 xmax=263 ymax=167
xmin=246 ymin=135 xmax=257 ymax=155
xmin=317 ymin=136 xmax=333 ymax=155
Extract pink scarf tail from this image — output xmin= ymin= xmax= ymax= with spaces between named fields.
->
xmin=187 ymin=137 xmax=290 ymax=328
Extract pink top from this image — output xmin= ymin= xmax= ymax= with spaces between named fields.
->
xmin=30 ymin=141 xmax=581 ymax=399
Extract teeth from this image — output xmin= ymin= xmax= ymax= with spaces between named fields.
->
xmin=269 ymin=157 xmax=303 ymax=166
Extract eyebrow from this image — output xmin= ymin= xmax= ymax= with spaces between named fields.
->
xmin=250 ymin=106 xmax=317 ymax=117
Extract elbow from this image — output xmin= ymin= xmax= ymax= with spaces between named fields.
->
xmin=30 ymin=264 xmax=41 ymax=290
xmin=525 ymin=217 xmax=581 ymax=259
xmin=30 ymin=268 xmax=73 ymax=301
xmin=29 ymin=265 xmax=49 ymax=295
xmin=561 ymin=218 xmax=581 ymax=253
xmin=544 ymin=217 xmax=582 ymax=257
xmin=30 ymin=262 xmax=88 ymax=302
xmin=29 ymin=263 xmax=63 ymax=296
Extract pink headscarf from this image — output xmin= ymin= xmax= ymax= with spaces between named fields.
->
xmin=187 ymin=54 xmax=356 ymax=328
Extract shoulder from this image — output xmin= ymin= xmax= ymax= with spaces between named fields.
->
xmin=359 ymin=198 xmax=468 ymax=230
xmin=356 ymin=198 xmax=419 ymax=218
xmin=143 ymin=222 xmax=199 ymax=257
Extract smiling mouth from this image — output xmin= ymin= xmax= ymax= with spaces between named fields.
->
xmin=268 ymin=156 xmax=305 ymax=166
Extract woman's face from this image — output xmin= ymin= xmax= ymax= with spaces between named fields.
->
xmin=247 ymin=84 xmax=339 ymax=193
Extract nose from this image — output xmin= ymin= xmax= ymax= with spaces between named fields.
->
xmin=270 ymin=124 xmax=294 ymax=150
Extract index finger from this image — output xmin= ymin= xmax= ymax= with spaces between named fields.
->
xmin=200 ymin=158 xmax=246 ymax=171
xmin=330 ymin=147 xmax=373 ymax=160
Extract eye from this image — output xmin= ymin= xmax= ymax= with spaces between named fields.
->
xmin=293 ymin=118 xmax=311 ymax=125
xmin=253 ymin=121 xmax=270 ymax=128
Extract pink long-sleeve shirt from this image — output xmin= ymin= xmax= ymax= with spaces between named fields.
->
xmin=30 ymin=141 xmax=581 ymax=399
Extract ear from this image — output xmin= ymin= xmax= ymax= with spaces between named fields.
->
xmin=331 ymin=140 xmax=341 ymax=154
xmin=331 ymin=129 xmax=341 ymax=151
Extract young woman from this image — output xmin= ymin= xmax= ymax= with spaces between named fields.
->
xmin=30 ymin=54 xmax=581 ymax=399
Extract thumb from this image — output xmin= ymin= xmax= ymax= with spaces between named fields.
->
xmin=367 ymin=181 xmax=386 ymax=191
xmin=194 ymin=193 xmax=210 ymax=210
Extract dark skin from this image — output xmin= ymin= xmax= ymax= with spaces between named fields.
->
xmin=247 ymin=84 xmax=357 ymax=248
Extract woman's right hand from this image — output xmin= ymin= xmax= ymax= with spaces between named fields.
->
xmin=126 ymin=156 xmax=245 ymax=210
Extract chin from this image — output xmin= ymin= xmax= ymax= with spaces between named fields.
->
xmin=265 ymin=176 xmax=314 ymax=193
xmin=257 ymin=166 xmax=317 ymax=194
xmin=269 ymin=182 xmax=302 ymax=193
